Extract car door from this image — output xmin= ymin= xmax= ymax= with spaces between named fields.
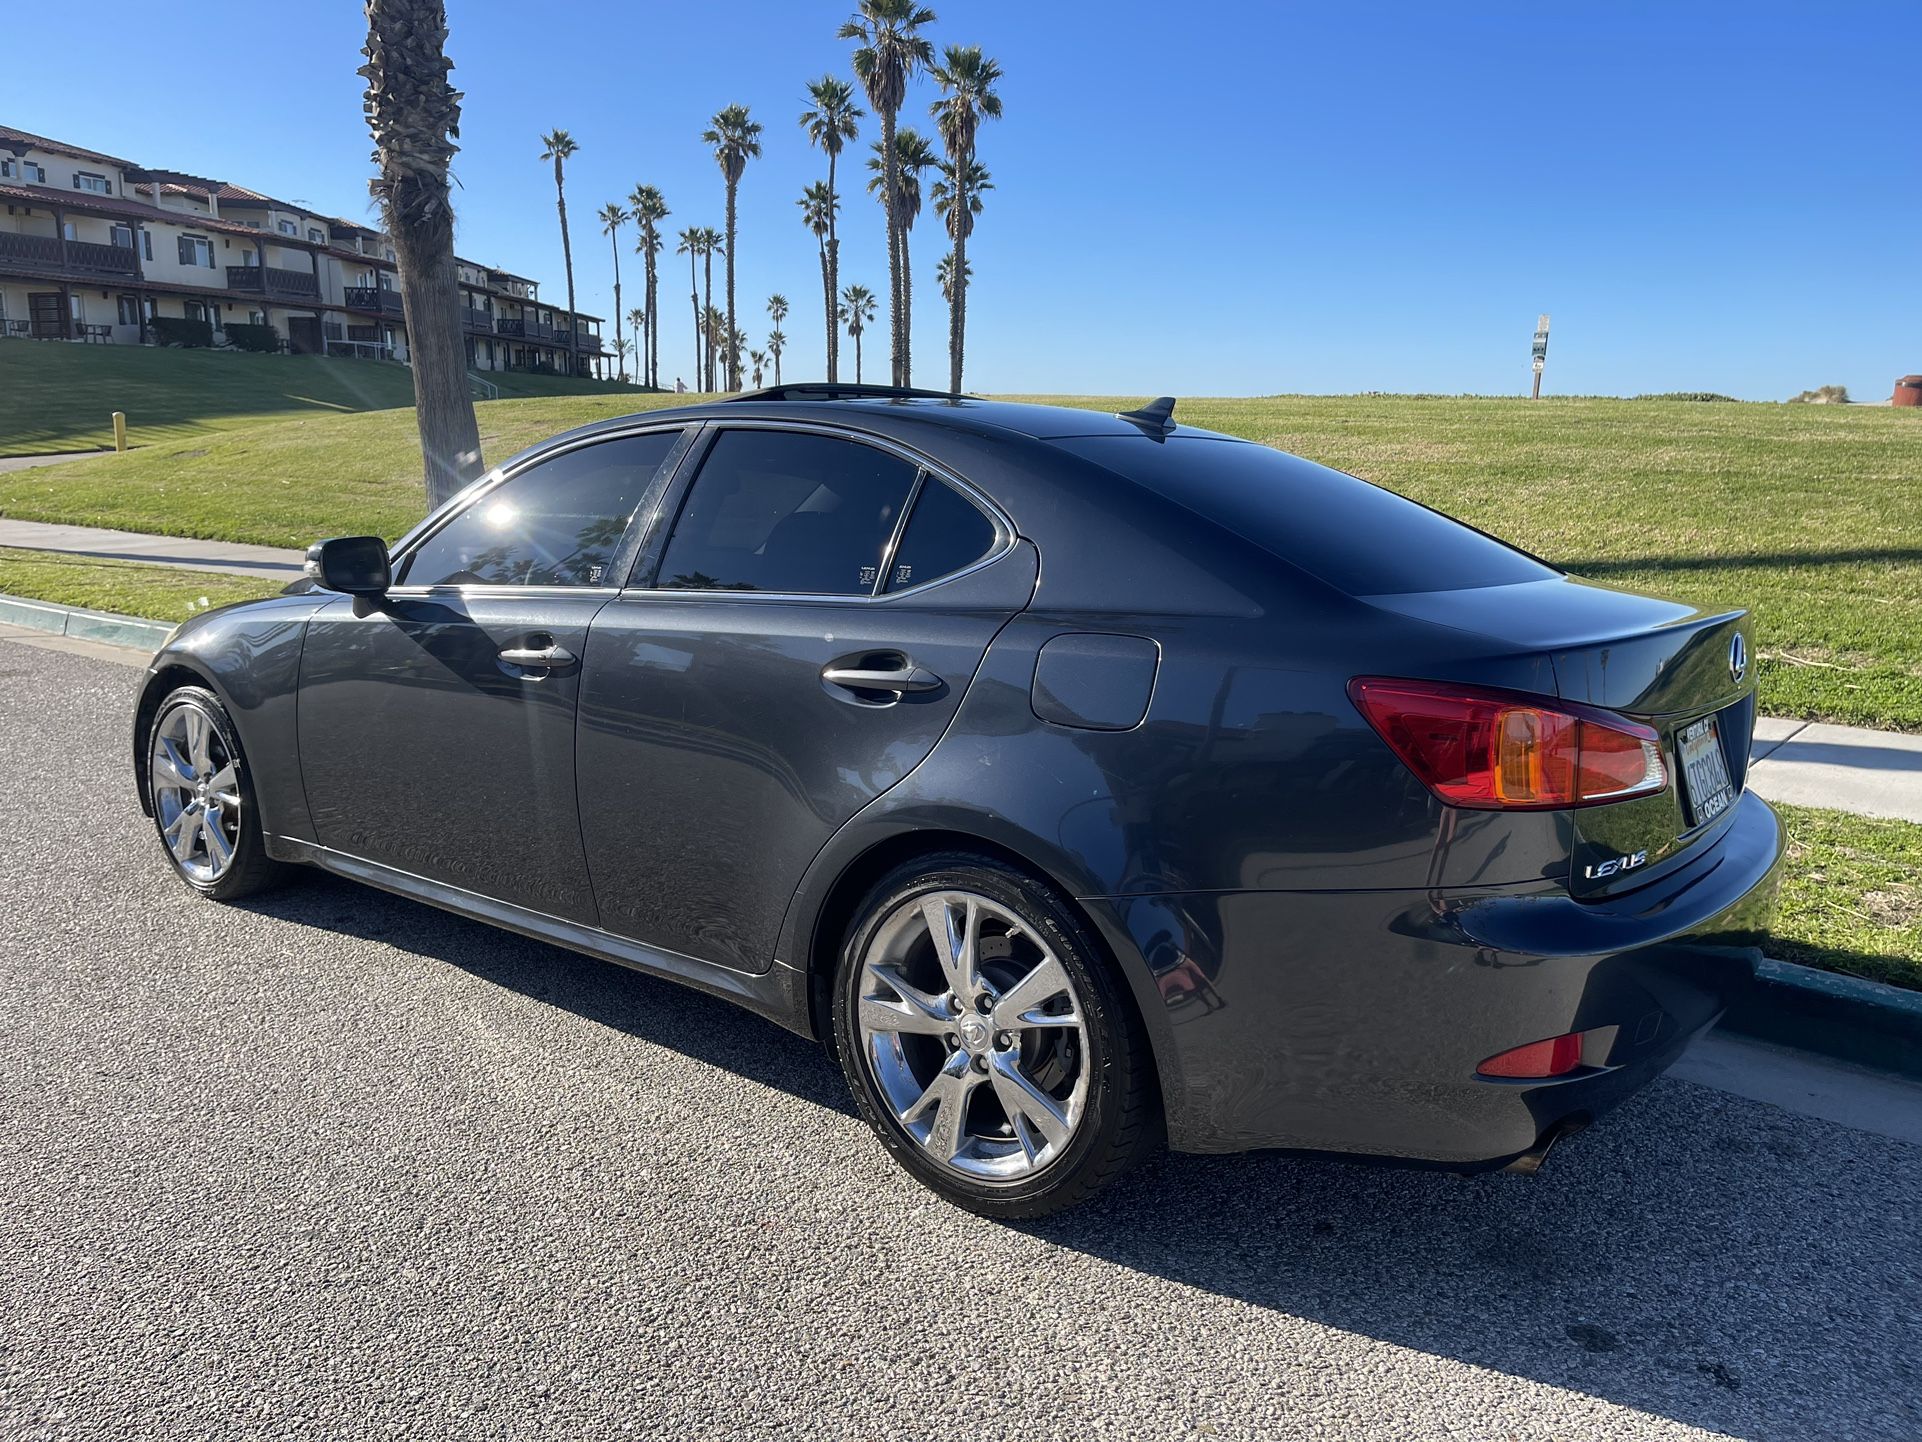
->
xmin=578 ymin=422 xmax=1038 ymax=972
xmin=296 ymin=427 xmax=688 ymax=924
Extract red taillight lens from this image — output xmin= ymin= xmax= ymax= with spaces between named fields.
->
xmin=1478 ymin=1032 xmax=1585 ymax=1078
xmin=1348 ymin=677 xmax=1666 ymax=810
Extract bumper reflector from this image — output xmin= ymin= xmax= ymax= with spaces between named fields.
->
xmin=1477 ymin=1032 xmax=1585 ymax=1079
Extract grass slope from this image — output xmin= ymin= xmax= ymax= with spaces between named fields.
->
xmin=0 ymin=340 xmax=654 ymax=455
xmin=1772 ymin=803 xmax=1922 ymax=991
xmin=0 ymin=547 xmax=279 ymax=621
xmin=4 ymin=393 xmax=1914 ymax=728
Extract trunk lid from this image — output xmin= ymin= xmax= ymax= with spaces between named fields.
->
xmin=1363 ymin=574 xmax=1758 ymax=897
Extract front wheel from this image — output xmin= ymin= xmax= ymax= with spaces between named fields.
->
xmin=145 ymin=685 xmax=286 ymax=901
xmin=832 ymin=854 xmax=1158 ymax=1217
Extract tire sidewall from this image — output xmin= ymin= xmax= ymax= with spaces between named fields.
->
xmin=832 ymin=854 xmax=1141 ymax=1215
xmin=147 ymin=686 xmax=267 ymax=901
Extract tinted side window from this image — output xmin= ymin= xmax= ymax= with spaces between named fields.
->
xmin=656 ymin=429 xmax=919 ymax=594
xmin=884 ymin=478 xmax=999 ymax=592
xmin=401 ymin=431 xmax=679 ymax=587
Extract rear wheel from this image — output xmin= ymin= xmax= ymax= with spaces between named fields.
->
xmin=832 ymin=853 xmax=1157 ymax=1217
xmin=145 ymin=686 xmax=285 ymax=901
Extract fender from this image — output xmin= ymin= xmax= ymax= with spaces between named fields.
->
xmin=132 ymin=592 xmax=328 ymax=852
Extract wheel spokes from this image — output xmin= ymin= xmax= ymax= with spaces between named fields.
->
xmin=995 ymin=952 xmax=1076 ymax=1030
xmin=184 ymin=710 xmax=213 ymax=776
xmin=154 ymin=737 xmax=196 ymax=790
xmin=988 ymin=1051 xmax=1073 ymax=1153
xmin=860 ymin=964 xmax=954 ymax=1036
xmin=903 ymin=1051 xmax=979 ymax=1162
xmin=200 ymin=810 xmax=234 ymax=869
xmin=206 ymin=762 xmax=241 ymax=809
xmin=163 ymin=808 xmax=198 ymax=862
xmin=921 ymin=894 xmax=981 ymax=1000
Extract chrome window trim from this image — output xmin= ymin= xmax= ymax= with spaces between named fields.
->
xmin=387 ymin=422 xmax=695 ymax=590
xmin=631 ymin=417 xmax=1016 ymax=604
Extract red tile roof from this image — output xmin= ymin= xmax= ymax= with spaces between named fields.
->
xmin=0 ymin=125 xmax=138 ymax=169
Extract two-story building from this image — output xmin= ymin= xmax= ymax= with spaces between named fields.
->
xmin=0 ymin=125 xmax=605 ymax=375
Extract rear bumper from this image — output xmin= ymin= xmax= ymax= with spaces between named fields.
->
xmin=1095 ymin=789 xmax=1785 ymax=1163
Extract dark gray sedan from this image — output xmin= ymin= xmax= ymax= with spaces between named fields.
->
xmin=133 ymin=387 xmax=1784 ymax=1216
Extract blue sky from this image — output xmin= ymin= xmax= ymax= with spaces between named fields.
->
xmin=10 ymin=2 xmax=1916 ymax=399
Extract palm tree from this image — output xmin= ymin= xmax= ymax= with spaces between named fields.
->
xmin=538 ymin=129 xmax=582 ymax=377
xmin=841 ymin=1 xmax=936 ymax=386
xmin=676 ymin=227 xmax=702 ymax=389
xmin=935 ymin=249 xmax=970 ymax=305
xmin=749 ymin=348 xmax=767 ymax=389
xmin=800 ymin=76 xmax=861 ymax=383
xmin=697 ymin=226 xmax=723 ymax=390
xmin=703 ymin=304 xmax=727 ymax=390
xmin=628 ymin=184 xmax=669 ymax=387
xmin=358 ymin=0 xmax=484 ymax=509
xmin=839 ymin=283 xmax=877 ymax=383
xmin=702 ymin=105 xmax=762 ymax=392
xmin=626 ymin=305 xmax=647 ymax=386
xmin=798 ymin=182 xmax=837 ymax=380
xmin=930 ymin=46 xmax=1002 ymax=394
xmin=866 ymin=128 xmax=936 ymax=390
xmin=932 ymin=157 xmax=990 ymax=381
xmin=598 ymin=202 xmax=630 ymax=381
xmin=766 ymin=294 xmax=789 ymax=385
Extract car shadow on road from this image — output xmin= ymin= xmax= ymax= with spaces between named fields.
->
xmin=242 ymin=873 xmax=1921 ymax=1442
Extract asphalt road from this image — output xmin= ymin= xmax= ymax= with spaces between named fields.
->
xmin=2 ymin=635 xmax=1918 ymax=1442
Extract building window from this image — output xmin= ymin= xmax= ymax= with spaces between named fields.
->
xmin=0 ymin=158 xmax=13 ymax=179
xmin=277 ymin=219 xmax=297 ymax=236
xmin=308 ymin=227 xmax=324 ymax=243
xmin=110 ymin=224 xmax=134 ymax=251
xmin=25 ymin=161 xmax=46 ymax=183
xmin=249 ymin=310 xmax=265 ymax=326
xmin=117 ymin=295 xmax=140 ymax=326
xmin=383 ymin=247 xmax=395 ymax=261
xmin=62 ymin=222 xmax=76 ymax=241
xmin=142 ymin=231 xmax=153 ymax=262
xmin=185 ymin=302 xmax=206 ymax=322
xmin=178 ymin=235 xmax=214 ymax=268
xmin=74 ymin=171 xmax=111 ymax=195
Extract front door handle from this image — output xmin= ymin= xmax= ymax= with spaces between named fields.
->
xmin=499 ymin=643 xmax=576 ymax=669
xmin=822 ymin=661 xmax=943 ymax=695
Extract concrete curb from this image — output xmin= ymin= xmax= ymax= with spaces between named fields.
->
xmin=1721 ymin=957 xmax=1922 ymax=1079
xmin=0 ymin=592 xmax=171 ymax=651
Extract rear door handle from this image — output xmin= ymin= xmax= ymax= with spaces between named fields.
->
xmin=500 ymin=643 xmax=576 ymax=669
xmin=822 ymin=662 xmax=943 ymax=695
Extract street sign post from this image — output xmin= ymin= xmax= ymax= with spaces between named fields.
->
xmin=1531 ymin=314 xmax=1550 ymax=399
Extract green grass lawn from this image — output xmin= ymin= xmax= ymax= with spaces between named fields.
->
xmin=1771 ymin=803 xmax=1922 ymax=991
xmin=0 ymin=340 xmax=655 ymax=455
xmin=4 ymin=392 xmax=1915 ymax=729
xmin=0 ymin=547 xmax=280 ymax=621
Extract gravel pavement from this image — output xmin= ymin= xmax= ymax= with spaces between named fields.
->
xmin=1 ymin=637 xmax=1917 ymax=1442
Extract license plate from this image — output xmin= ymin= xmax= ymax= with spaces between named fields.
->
xmin=1677 ymin=717 xmax=1735 ymax=827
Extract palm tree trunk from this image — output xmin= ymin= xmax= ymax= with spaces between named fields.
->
xmin=825 ymin=153 xmax=840 ymax=384
xmin=854 ymin=327 xmax=863 ymax=384
xmin=901 ymin=226 xmax=912 ymax=388
xmin=881 ymin=106 xmax=901 ymax=387
xmin=647 ymin=250 xmax=659 ymax=388
xmin=361 ymin=0 xmax=483 ymax=511
xmin=701 ymin=253 xmax=714 ymax=391
xmin=554 ymin=162 xmax=577 ymax=378
xmin=688 ymin=250 xmax=700 ymax=389
xmin=724 ymin=183 xmax=738 ymax=392
xmin=609 ymin=230 xmax=624 ymax=383
xmin=951 ymin=227 xmax=966 ymax=393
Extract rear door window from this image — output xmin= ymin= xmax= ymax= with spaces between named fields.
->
xmin=654 ymin=428 xmax=919 ymax=595
xmin=884 ymin=478 xmax=1000 ymax=592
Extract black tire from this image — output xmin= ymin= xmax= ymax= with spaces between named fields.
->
xmin=144 ymin=685 xmax=287 ymax=901
xmin=831 ymin=852 xmax=1159 ymax=1218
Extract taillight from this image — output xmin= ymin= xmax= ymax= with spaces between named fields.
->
xmin=1348 ymin=677 xmax=1666 ymax=810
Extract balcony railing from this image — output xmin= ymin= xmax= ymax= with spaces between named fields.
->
xmin=462 ymin=308 xmax=495 ymax=332
xmin=0 ymin=232 xmax=140 ymax=278
xmin=344 ymin=286 xmax=405 ymax=315
xmin=496 ymin=317 xmax=557 ymax=341
xmin=558 ymin=328 xmax=604 ymax=353
xmin=225 ymin=265 xmax=320 ymax=300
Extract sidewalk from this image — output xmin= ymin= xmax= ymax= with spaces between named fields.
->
xmin=0 ymin=518 xmax=1918 ymax=824
xmin=0 ymin=518 xmax=304 ymax=580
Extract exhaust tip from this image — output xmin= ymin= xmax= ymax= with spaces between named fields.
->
xmin=1501 ymin=1115 xmax=1591 ymax=1176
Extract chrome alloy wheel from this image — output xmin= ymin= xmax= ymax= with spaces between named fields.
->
xmin=855 ymin=889 xmax=1091 ymax=1182
xmin=149 ymin=705 xmax=242 ymax=883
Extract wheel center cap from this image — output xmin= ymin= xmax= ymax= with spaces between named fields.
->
xmin=958 ymin=1015 xmax=991 ymax=1054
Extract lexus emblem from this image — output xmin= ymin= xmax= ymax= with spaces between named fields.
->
xmin=1729 ymin=633 xmax=1748 ymax=684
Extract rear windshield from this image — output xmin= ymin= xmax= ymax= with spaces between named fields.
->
xmin=1055 ymin=435 xmax=1557 ymax=596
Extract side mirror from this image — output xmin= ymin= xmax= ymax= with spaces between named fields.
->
xmin=304 ymin=535 xmax=391 ymax=596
